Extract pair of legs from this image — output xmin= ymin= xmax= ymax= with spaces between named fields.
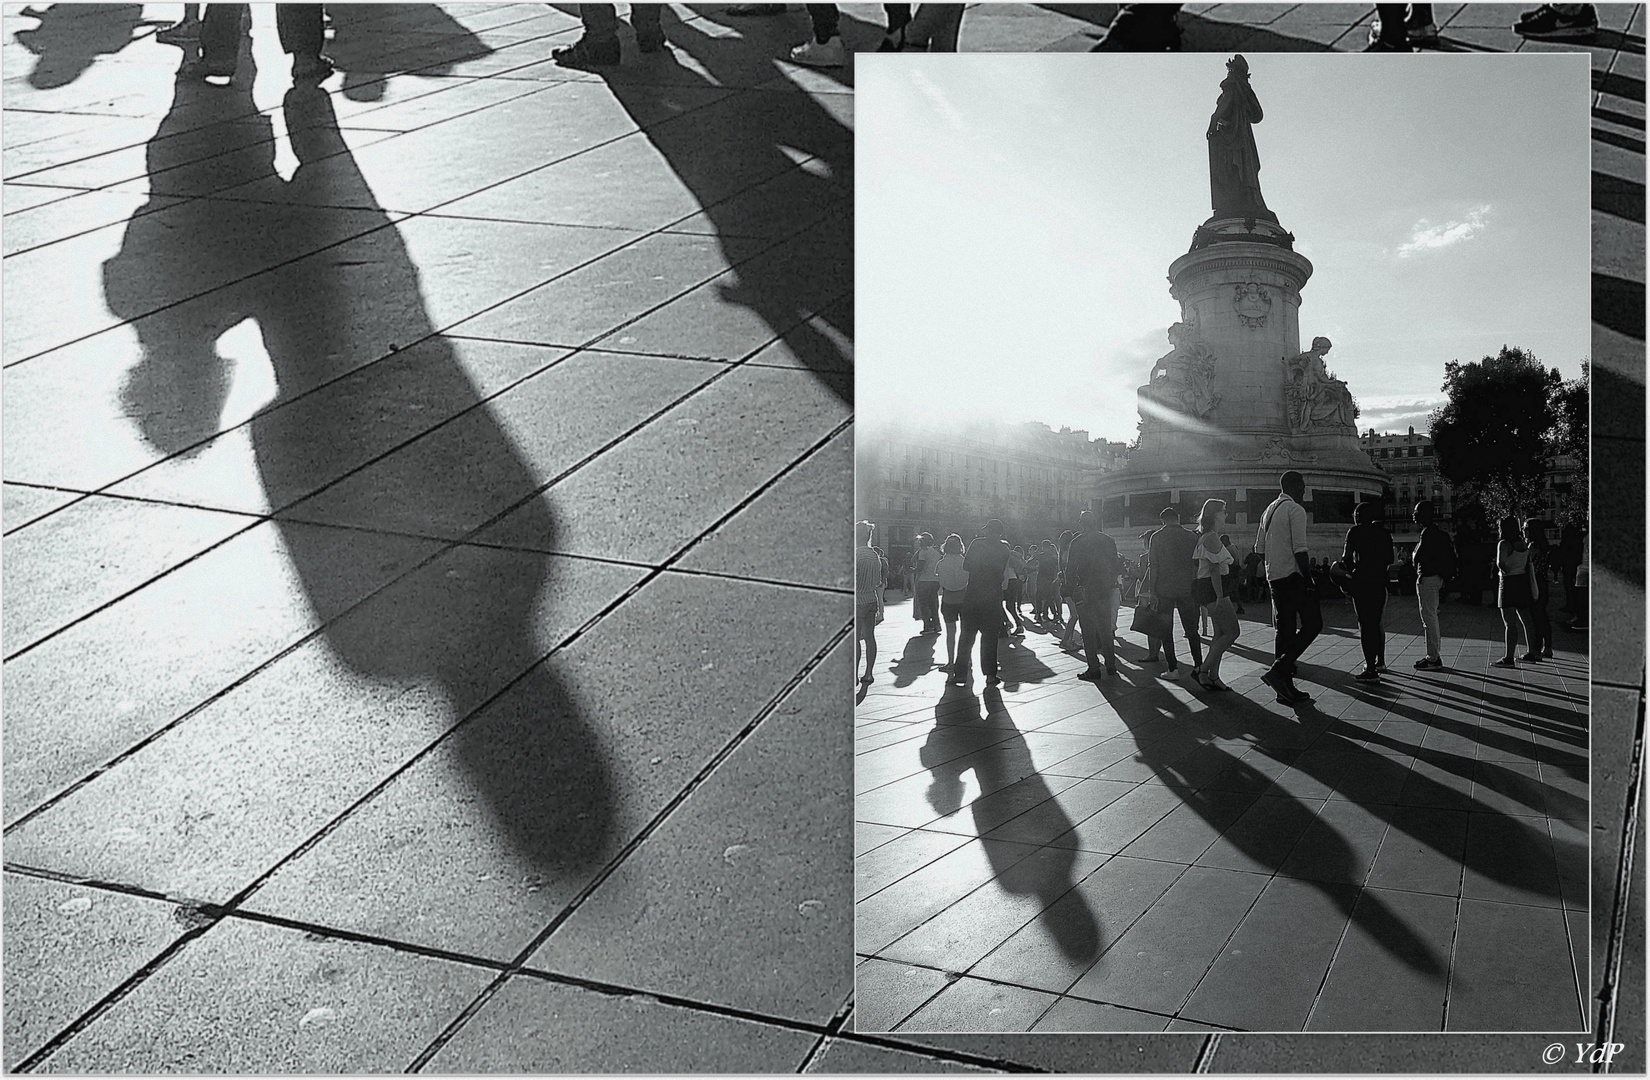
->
xmin=1074 ymin=587 xmax=1120 ymax=677
xmin=1267 ymin=574 xmax=1322 ymax=694
xmin=916 ymin=580 xmax=942 ymax=632
xmin=1002 ymin=580 xmax=1025 ymax=633
xmin=1528 ymin=582 xmax=1553 ymax=656
xmin=955 ymin=604 xmax=1001 ymax=684
xmin=199 ymin=4 xmax=326 ymax=75
xmin=583 ymin=3 xmax=662 ymax=44
xmin=1200 ymin=600 xmax=1239 ymax=688
xmin=855 ymin=601 xmax=877 ymax=683
xmin=1499 ymin=604 xmax=1537 ymax=664
xmin=940 ymin=596 xmax=962 ymax=669
xmin=1350 ymin=582 xmax=1387 ymax=673
xmin=1155 ymin=595 xmax=1203 ymax=673
xmin=1370 ymin=3 xmax=1434 ymax=48
xmin=1415 ymin=573 xmax=1444 ymax=664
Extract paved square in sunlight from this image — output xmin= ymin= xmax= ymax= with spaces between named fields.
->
xmin=855 ymin=595 xmax=1590 ymax=1033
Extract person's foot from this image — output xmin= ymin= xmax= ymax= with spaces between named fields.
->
xmin=553 ymin=35 xmax=621 ymax=68
xmin=725 ymin=3 xmax=787 ymax=13
xmin=1161 ymin=666 xmax=1181 ymax=680
xmin=1514 ymin=3 xmax=1598 ymax=38
xmin=789 ymin=35 xmax=844 ymax=67
xmin=291 ymin=52 xmax=334 ymax=81
xmin=1492 ymin=657 xmax=1519 ymax=668
xmin=1376 ymin=660 xmax=1389 ymax=672
xmin=1363 ymin=37 xmax=1413 ymax=51
xmin=1542 ymin=648 xmax=1554 ymax=658
xmin=155 ymin=17 xmax=200 ymax=45
xmin=1414 ymin=656 xmax=1444 ymax=670
xmin=1285 ymin=683 xmax=1312 ymax=704
xmin=1406 ymin=18 xmax=1440 ymax=43
xmin=182 ymin=58 xmax=237 ymax=82
xmin=1206 ymin=678 xmax=1231 ymax=692
xmin=1077 ymin=667 xmax=1104 ymax=681
xmin=635 ymin=26 xmax=667 ymax=52
xmin=1520 ymin=652 xmax=1544 ymax=662
xmin=1143 ymin=652 xmax=1160 ymax=663
xmin=1092 ymin=7 xmax=1182 ymax=50
xmin=1106 ymin=663 xmax=1118 ymax=680
xmin=1354 ymin=668 xmax=1381 ymax=682
xmin=1259 ymin=665 xmax=1287 ymax=693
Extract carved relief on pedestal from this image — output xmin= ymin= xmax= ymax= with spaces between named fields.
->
xmin=1140 ymin=316 xmax=1221 ymax=424
xmin=1281 ymin=336 xmax=1357 ymax=435
xmin=1232 ymin=282 xmax=1271 ymax=328
xmin=1228 ymin=435 xmax=1318 ymax=464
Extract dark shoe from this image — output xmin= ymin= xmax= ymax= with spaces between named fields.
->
xmin=1414 ymin=657 xmax=1443 ymax=670
xmin=1354 ymin=668 xmax=1380 ymax=682
xmin=1514 ymin=3 xmax=1598 ymax=38
xmin=1259 ymin=665 xmax=1287 ymax=694
xmin=1520 ymin=652 xmax=1543 ymax=662
xmin=1077 ymin=667 xmax=1104 ymax=681
xmin=291 ymin=52 xmax=334 ymax=81
xmin=725 ymin=3 xmax=787 ymax=13
xmin=154 ymin=17 xmax=200 ymax=45
xmin=553 ymin=35 xmax=621 ymax=68
xmin=1492 ymin=657 xmax=1518 ymax=668
xmin=635 ymin=27 xmax=667 ymax=52
xmin=1363 ymin=37 xmax=1413 ymax=51
xmin=1542 ymin=648 xmax=1554 ymax=658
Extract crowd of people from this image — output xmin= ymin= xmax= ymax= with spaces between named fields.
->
xmin=855 ymin=469 xmax=1590 ymax=704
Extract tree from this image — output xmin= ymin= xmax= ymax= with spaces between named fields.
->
xmin=1428 ymin=345 xmax=1560 ymax=522
xmin=1547 ymin=360 xmax=1588 ymax=527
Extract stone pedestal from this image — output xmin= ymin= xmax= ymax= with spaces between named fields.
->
xmin=1097 ymin=219 xmax=1388 ymax=559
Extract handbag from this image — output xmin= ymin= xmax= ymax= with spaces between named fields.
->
xmin=1130 ymin=600 xmax=1172 ymax=638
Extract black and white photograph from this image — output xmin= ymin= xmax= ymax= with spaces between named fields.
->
xmin=853 ymin=50 xmax=1603 ymax=1034
xmin=0 ymin=0 xmax=1644 ymax=1074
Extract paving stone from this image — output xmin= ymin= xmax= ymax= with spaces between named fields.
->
xmin=898 ymin=976 xmax=1057 ymax=1033
xmin=426 ymin=974 xmax=815 ymax=1072
xmin=1050 ymin=780 xmax=1184 ymax=854
xmin=983 ymin=778 xmax=1136 ymax=847
xmin=1 ymin=482 xmax=79 ymax=533
xmin=1363 ymin=804 xmax=1470 ymax=896
xmin=248 ymin=572 xmax=843 ymax=960
xmin=880 ymin=1030 xmax=1203 ymax=1072
xmin=969 ymin=855 xmax=1186 ymax=995
xmin=1195 ymin=793 xmax=1327 ymax=876
xmin=1306 ymin=886 xmax=1457 ymax=1031
xmin=1277 ymin=797 xmax=1393 ymax=885
xmin=857 ymin=827 xmax=973 ymax=902
xmin=1066 ymin=863 xmax=1266 ymax=1017
xmin=1459 ymin=810 xmax=1565 ymax=909
xmin=856 ymin=837 xmax=1039 ymax=956
xmin=852 ymin=957 xmax=954 ymax=1034
xmin=2 ymin=495 xmax=252 ymax=657
xmin=0 ymin=521 xmax=442 ymax=825
xmin=2 ymin=182 xmax=77 ymax=213
xmin=856 ymin=819 xmax=911 ymax=857
xmin=35 ymin=917 xmax=493 ymax=1074
xmin=1031 ymin=996 xmax=1170 ymax=1033
xmin=807 ymin=1037 xmax=997 ymax=1073
xmin=524 ymin=639 xmax=853 ymax=1024
xmin=5 ymin=544 xmax=642 ymax=907
xmin=668 ymin=157 xmax=849 ymax=240
xmin=878 ymin=845 xmax=1108 ymax=974
xmin=2 ymin=874 xmax=182 ymax=1070
xmin=452 ymin=226 xmax=768 ymax=346
xmin=1 ymin=187 xmax=179 ymax=256
xmin=1448 ymin=897 xmax=1588 ymax=1032
xmin=281 ymin=351 xmax=717 ymax=539
xmin=740 ymin=292 xmax=854 ymax=375
xmin=480 ymin=365 xmax=849 ymax=562
xmin=1121 ymin=785 xmax=1264 ymax=865
xmin=1180 ymin=876 xmax=1357 ymax=1031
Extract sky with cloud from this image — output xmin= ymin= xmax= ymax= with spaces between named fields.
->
xmin=857 ymin=53 xmax=1592 ymax=442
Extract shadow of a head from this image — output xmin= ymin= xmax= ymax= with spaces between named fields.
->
xmin=323 ymin=4 xmax=498 ymax=102
xmin=15 ymin=3 xmax=155 ymax=89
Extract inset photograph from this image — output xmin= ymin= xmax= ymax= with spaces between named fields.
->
xmin=853 ymin=51 xmax=1592 ymax=1034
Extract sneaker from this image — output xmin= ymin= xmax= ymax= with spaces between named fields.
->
xmin=1520 ymin=652 xmax=1544 ymax=662
xmin=291 ymin=52 xmax=334 ymax=81
xmin=789 ymin=35 xmax=844 ymax=67
xmin=1414 ymin=656 xmax=1442 ymax=670
xmin=1514 ymin=3 xmax=1598 ymax=38
xmin=1077 ymin=667 xmax=1104 ymax=681
xmin=1354 ymin=668 xmax=1381 ymax=682
xmin=553 ymin=35 xmax=621 ymax=68
xmin=1492 ymin=657 xmax=1519 ymax=668
xmin=1259 ymin=665 xmax=1286 ymax=693
xmin=1363 ymin=36 xmax=1413 ymax=51
xmin=1161 ymin=667 xmax=1181 ymax=680
xmin=635 ymin=27 xmax=667 ymax=52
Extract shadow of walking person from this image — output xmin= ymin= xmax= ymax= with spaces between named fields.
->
xmin=323 ymin=4 xmax=496 ymax=102
xmin=13 ymin=3 xmax=160 ymax=89
xmin=103 ymin=76 xmax=615 ymax=877
xmin=582 ymin=11 xmax=853 ymax=401
xmin=919 ymin=685 xmax=1101 ymax=964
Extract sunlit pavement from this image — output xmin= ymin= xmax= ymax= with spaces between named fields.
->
xmin=856 ymin=594 xmax=1590 ymax=1033
xmin=0 ymin=2 xmax=1641 ymax=1074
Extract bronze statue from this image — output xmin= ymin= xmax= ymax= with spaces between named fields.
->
xmin=1206 ymin=55 xmax=1275 ymax=221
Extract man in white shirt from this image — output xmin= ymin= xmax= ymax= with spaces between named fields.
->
xmin=1253 ymin=471 xmax=1321 ymax=705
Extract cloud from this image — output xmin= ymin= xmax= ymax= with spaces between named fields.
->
xmin=1397 ymin=205 xmax=1491 ymax=257
xmin=1357 ymin=394 xmax=1447 ymax=433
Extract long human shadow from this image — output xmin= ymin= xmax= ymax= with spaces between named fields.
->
xmin=13 ymin=3 xmax=161 ymax=89
xmin=103 ymin=75 xmax=614 ymax=876
xmin=888 ymin=633 xmax=937 ymax=688
xmin=580 ymin=7 xmax=854 ymax=403
xmin=322 ymin=4 xmax=496 ymax=102
xmin=918 ymin=685 xmax=1101 ymax=965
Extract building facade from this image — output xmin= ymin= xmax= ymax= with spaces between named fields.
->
xmin=856 ymin=419 xmax=1125 ymax=570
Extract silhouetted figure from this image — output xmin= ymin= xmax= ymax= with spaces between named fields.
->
xmin=1206 ymin=54 xmax=1274 ymax=221
xmin=1145 ymin=506 xmax=1202 ymax=680
xmin=1411 ymin=499 xmax=1454 ymax=669
xmin=1091 ymin=3 xmax=1181 ymax=50
xmin=195 ymin=3 xmax=330 ymax=82
xmin=1254 ymin=470 xmax=1317 ymax=704
xmin=1065 ymin=509 xmax=1120 ymax=681
xmin=1342 ymin=501 xmax=1394 ymax=681
xmin=955 ymin=519 xmax=1009 ymax=687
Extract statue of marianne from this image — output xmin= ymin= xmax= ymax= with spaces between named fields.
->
xmin=1206 ymin=54 xmax=1273 ymax=221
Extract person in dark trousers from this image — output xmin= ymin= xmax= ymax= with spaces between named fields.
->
xmin=1254 ymin=471 xmax=1319 ymax=704
xmin=1556 ymin=523 xmax=1584 ymax=620
xmin=196 ymin=4 xmax=330 ymax=82
xmin=1412 ymin=500 xmax=1454 ymax=669
xmin=1065 ymin=509 xmax=1121 ymax=681
xmin=1144 ymin=506 xmax=1202 ymax=680
xmin=954 ymin=518 xmax=1010 ymax=688
xmin=855 ymin=521 xmax=883 ymax=684
xmin=1493 ymin=515 xmax=1539 ymax=668
xmin=1342 ymin=502 xmax=1394 ymax=681
xmin=1092 ymin=3 xmax=1182 ymax=50
xmin=554 ymin=4 xmax=666 ymax=69
xmin=1367 ymin=3 xmax=1436 ymax=50
xmin=1523 ymin=518 xmax=1555 ymax=659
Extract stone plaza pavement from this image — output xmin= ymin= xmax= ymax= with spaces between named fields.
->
xmin=1 ymin=1 xmax=1643 ymax=1075
xmin=855 ymin=594 xmax=1589 ymax=1034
